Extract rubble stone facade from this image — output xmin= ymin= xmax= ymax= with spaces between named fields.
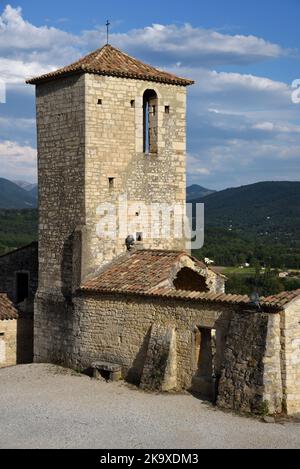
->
xmin=28 ymin=45 xmax=300 ymax=416
xmin=0 ymin=319 xmax=17 ymax=368
xmin=0 ymin=242 xmax=38 ymax=304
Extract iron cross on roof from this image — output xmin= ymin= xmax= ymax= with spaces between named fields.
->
xmin=106 ymin=20 xmax=111 ymax=45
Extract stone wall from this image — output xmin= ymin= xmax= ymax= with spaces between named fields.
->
xmin=35 ymin=74 xmax=188 ymax=297
xmin=33 ymin=288 xmax=294 ymax=415
xmin=34 ymin=73 xmax=189 ymax=365
xmin=0 ymin=319 xmax=17 ymax=368
xmin=36 ymin=292 xmax=232 ymax=390
xmin=34 ymin=292 xmax=73 ymax=364
xmin=36 ymin=75 xmax=86 ymax=296
xmin=0 ymin=243 xmax=38 ymax=303
xmin=281 ymin=298 xmax=300 ymax=415
xmin=17 ymin=315 xmax=34 ymax=364
xmin=83 ymin=75 xmax=188 ymax=279
xmin=217 ymin=310 xmax=282 ymax=415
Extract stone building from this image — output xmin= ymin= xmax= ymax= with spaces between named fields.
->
xmin=0 ymin=242 xmax=38 ymax=306
xmin=0 ymin=243 xmax=37 ymax=364
xmin=26 ymin=44 xmax=300 ymax=416
xmin=0 ymin=294 xmax=18 ymax=368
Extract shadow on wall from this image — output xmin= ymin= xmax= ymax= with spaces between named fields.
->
xmin=61 ymin=230 xmax=82 ymax=299
xmin=126 ymin=327 xmax=152 ymax=386
xmin=61 ymin=233 xmax=74 ymax=298
xmin=16 ymin=315 xmax=34 ymax=364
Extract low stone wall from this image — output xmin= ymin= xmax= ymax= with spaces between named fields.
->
xmin=0 ymin=319 xmax=17 ymax=368
xmin=281 ymin=298 xmax=300 ymax=415
xmin=34 ymin=290 xmax=297 ymax=415
xmin=72 ymin=293 xmax=234 ymax=390
xmin=35 ymin=291 xmax=232 ymax=389
xmin=217 ymin=310 xmax=282 ymax=414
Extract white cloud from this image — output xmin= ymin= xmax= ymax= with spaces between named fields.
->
xmin=0 ymin=5 xmax=298 ymax=187
xmin=85 ymin=23 xmax=285 ymax=66
xmin=0 ymin=116 xmax=35 ymax=131
xmin=0 ymin=5 xmax=289 ymax=87
xmin=252 ymin=121 xmax=300 ymax=133
xmin=0 ymin=56 xmax=56 ymax=84
xmin=0 ymin=140 xmax=37 ymax=180
xmin=0 ymin=5 xmax=77 ymax=51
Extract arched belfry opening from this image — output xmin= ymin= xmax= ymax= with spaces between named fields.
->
xmin=173 ymin=267 xmax=209 ymax=292
xmin=143 ymin=89 xmax=158 ymax=154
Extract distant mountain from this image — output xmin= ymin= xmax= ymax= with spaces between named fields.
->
xmin=187 ymin=184 xmax=216 ymax=201
xmin=29 ymin=185 xmax=38 ymax=200
xmin=192 ymin=181 xmax=300 ymax=240
xmin=0 ymin=178 xmax=37 ymax=209
xmin=13 ymin=180 xmax=37 ymax=192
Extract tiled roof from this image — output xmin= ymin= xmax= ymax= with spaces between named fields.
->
xmin=261 ymin=289 xmax=300 ymax=308
xmin=82 ymin=249 xmax=219 ymax=295
xmin=0 ymin=294 xmax=18 ymax=320
xmin=26 ymin=44 xmax=194 ymax=86
xmin=125 ymin=288 xmax=300 ymax=310
xmin=81 ymin=250 xmax=300 ymax=311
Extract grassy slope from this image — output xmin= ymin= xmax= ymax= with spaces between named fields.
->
xmin=192 ymin=182 xmax=300 ymax=269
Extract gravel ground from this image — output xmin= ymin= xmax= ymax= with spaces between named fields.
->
xmin=0 ymin=364 xmax=299 ymax=449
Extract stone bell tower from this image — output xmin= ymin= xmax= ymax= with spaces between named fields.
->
xmin=27 ymin=44 xmax=193 ymax=362
xmin=27 ymin=44 xmax=194 ymax=295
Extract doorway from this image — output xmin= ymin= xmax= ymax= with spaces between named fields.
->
xmin=16 ymin=272 xmax=29 ymax=304
xmin=192 ymin=327 xmax=219 ymax=401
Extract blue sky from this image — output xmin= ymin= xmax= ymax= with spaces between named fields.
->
xmin=0 ymin=0 xmax=299 ymax=189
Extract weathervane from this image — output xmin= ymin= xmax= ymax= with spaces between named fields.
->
xmin=106 ymin=20 xmax=110 ymax=45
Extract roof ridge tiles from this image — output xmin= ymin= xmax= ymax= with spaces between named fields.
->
xmin=26 ymin=44 xmax=194 ymax=87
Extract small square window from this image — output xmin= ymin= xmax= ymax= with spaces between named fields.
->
xmin=130 ymin=100 xmax=135 ymax=108
xmin=97 ymin=99 xmax=102 ymax=105
xmin=0 ymin=332 xmax=4 ymax=337
xmin=165 ymin=105 xmax=170 ymax=114
xmin=108 ymin=177 xmax=115 ymax=189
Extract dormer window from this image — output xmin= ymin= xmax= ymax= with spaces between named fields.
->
xmin=143 ymin=89 xmax=158 ymax=154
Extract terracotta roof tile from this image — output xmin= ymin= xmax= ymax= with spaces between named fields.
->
xmin=82 ymin=249 xmax=220 ymax=295
xmin=26 ymin=44 xmax=194 ymax=87
xmin=81 ymin=250 xmax=300 ymax=310
xmin=0 ymin=294 xmax=18 ymax=320
xmin=261 ymin=289 xmax=300 ymax=307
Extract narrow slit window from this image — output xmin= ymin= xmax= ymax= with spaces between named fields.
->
xmin=143 ymin=89 xmax=158 ymax=154
xmin=108 ymin=178 xmax=115 ymax=189
xmin=97 ymin=99 xmax=102 ymax=105
xmin=165 ymin=105 xmax=170 ymax=114
xmin=136 ymin=232 xmax=143 ymax=242
xmin=130 ymin=100 xmax=135 ymax=108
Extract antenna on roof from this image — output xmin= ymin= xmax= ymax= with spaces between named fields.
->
xmin=106 ymin=20 xmax=110 ymax=45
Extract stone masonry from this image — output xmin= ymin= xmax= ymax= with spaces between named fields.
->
xmin=27 ymin=44 xmax=300 ymax=416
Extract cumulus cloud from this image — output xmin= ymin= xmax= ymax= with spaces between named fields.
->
xmin=0 ymin=4 xmax=288 ymax=86
xmin=187 ymin=138 xmax=300 ymax=189
xmin=0 ymin=4 xmax=78 ymax=52
xmin=84 ymin=23 xmax=285 ymax=67
xmin=252 ymin=121 xmax=300 ymax=133
xmin=0 ymin=4 xmax=298 ymax=187
xmin=0 ymin=139 xmax=37 ymax=180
